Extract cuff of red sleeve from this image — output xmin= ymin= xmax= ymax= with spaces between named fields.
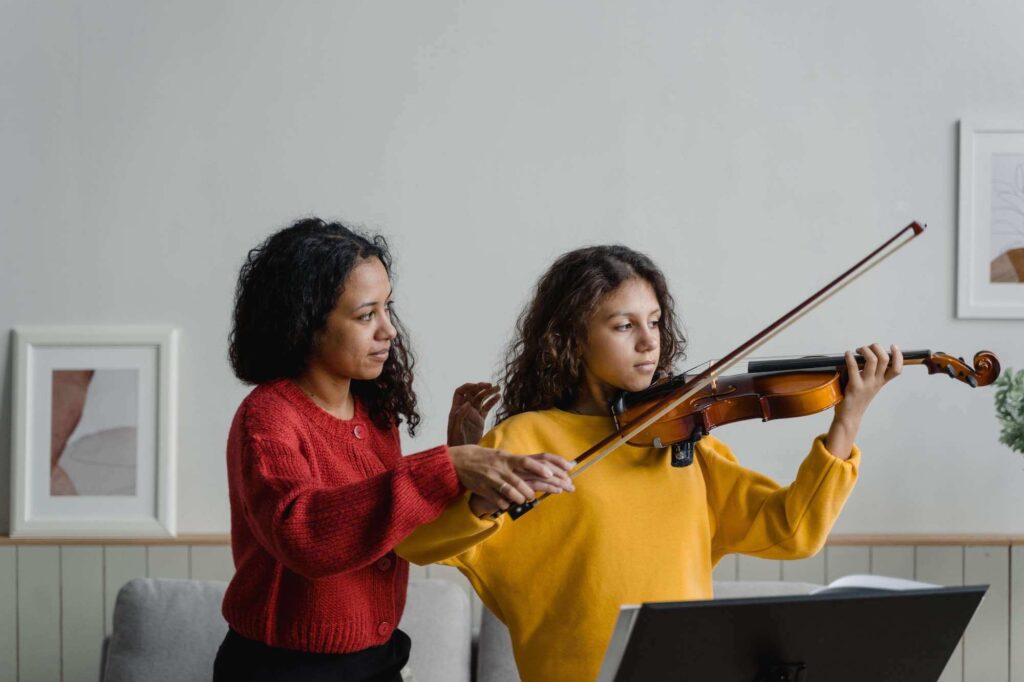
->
xmin=404 ymin=444 xmax=464 ymax=508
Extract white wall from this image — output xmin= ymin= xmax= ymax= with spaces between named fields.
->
xmin=1 ymin=0 xmax=1022 ymax=534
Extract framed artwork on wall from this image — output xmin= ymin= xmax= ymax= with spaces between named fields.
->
xmin=10 ymin=326 xmax=178 ymax=537
xmin=957 ymin=119 xmax=1024 ymax=318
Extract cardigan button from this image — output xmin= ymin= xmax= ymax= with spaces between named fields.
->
xmin=377 ymin=621 xmax=391 ymax=636
xmin=377 ymin=556 xmax=392 ymax=572
xmin=353 ymin=425 xmax=365 ymax=439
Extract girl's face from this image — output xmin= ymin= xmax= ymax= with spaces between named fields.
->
xmin=309 ymin=257 xmax=398 ymax=381
xmin=581 ymin=277 xmax=661 ymax=395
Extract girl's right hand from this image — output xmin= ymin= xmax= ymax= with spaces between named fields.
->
xmin=448 ymin=445 xmax=575 ymax=512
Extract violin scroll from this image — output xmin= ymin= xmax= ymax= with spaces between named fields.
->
xmin=923 ymin=351 xmax=1001 ymax=388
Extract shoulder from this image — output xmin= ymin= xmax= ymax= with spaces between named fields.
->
xmin=232 ymin=381 xmax=307 ymax=449
xmin=480 ymin=410 xmax=558 ymax=451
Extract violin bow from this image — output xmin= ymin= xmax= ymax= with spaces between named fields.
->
xmin=494 ymin=221 xmax=926 ymax=520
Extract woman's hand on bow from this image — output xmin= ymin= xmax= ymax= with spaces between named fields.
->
xmin=448 ymin=445 xmax=575 ymax=513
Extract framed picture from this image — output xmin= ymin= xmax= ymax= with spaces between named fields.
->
xmin=957 ymin=119 xmax=1024 ymax=318
xmin=10 ymin=326 xmax=178 ymax=537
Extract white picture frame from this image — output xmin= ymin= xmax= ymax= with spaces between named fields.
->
xmin=10 ymin=326 xmax=178 ymax=537
xmin=957 ymin=119 xmax=1024 ymax=318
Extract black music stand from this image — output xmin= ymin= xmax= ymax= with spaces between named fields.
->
xmin=597 ymin=585 xmax=987 ymax=682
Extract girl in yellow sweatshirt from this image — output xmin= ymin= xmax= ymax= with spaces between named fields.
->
xmin=398 ymin=245 xmax=902 ymax=682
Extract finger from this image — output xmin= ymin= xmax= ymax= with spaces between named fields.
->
xmin=533 ymin=453 xmax=576 ymax=471
xmin=844 ymin=350 xmax=863 ymax=388
xmin=471 ymin=385 xmax=500 ymax=409
xmin=453 ymin=382 xmax=488 ymax=406
xmin=477 ymin=484 xmax=509 ymax=511
xmin=490 ymin=477 xmax=522 ymax=506
xmin=500 ymin=473 xmax=534 ymax=504
xmin=519 ymin=467 xmax=573 ymax=491
xmin=887 ymin=344 xmax=904 ymax=379
xmin=517 ymin=456 xmax=555 ymax=479
xmin=870 ymin=342 xmax=889 ymax=379
xmin=451 ymin=383 xmax=472 ymax=406
xmin=479 ymin=393 xmax=501 ymax=416
xmin=525 ymin=454 xmax=574 ymax=483
xmin=859 ymin=345 xmax=877 ymax=377
xmin=521 ymin=478 xmax=574 ymax=494
xmin=523 ymin=473 xmax=575 ymax=491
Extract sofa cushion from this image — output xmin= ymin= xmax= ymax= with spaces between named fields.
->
xmin=102 ymin=577 xmax=228 ymax=682
xmin=402 ymin=579 xmax=472 ymax=682
xmin=101 ymin=577 xmax=471 ymax=682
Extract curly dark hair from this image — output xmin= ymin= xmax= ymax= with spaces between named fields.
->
xmin=229 ymin=217 xmax=420 ymax=435
xmin=497 ymin=244 xmax=686 ymax=422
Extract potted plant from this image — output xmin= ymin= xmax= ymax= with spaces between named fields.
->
xmin=994 ymin=368 xmax=1024 ymax=454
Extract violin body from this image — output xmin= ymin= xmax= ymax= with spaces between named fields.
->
xmin=610 ymin=350 xmax=1000 ymax=468
xmin=612 ymin=370 xmax=845 ymax=450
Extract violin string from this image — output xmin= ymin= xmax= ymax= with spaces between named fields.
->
xmin=565 ymin=225 xmax=921 ymax=482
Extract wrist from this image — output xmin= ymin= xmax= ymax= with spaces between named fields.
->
xmin=825 ymin=414 xmax=860 ymax=461
xmin=831 ymin=413 xmax=861 ymax=435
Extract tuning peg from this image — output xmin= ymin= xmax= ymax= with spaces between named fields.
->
xmin=967 ymin=374 xmax=978 ymax=388
xmin=945 ymin=365 xmax=956 ymax=378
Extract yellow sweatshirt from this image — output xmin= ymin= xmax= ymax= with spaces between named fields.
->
xmin=397 ymin=409 xmax=860 ymax=682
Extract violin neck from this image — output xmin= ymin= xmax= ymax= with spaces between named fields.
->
xmin=747 ymin=350 xmax=931 ymax=374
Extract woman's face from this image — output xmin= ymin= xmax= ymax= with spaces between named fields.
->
xmin=309 ymin=257 xmax=398 ymax=381
xmin=581 ymin=277 xmax=662 ymax=395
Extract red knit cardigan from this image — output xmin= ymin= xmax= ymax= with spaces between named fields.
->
xmin=221 ymin=379 xmax=462 ymax=653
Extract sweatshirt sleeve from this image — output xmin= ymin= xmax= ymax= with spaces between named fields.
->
xmin=396 ymin=427 xmax=513 ymax=566
xmin=701 ymin=434 xmax=860 ymax=562
xmin=396 ymin=492 xmax=504 ymax=565
xmin=238 ymin=434 xmax=463 ymax=579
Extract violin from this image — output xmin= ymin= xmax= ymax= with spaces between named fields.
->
xmin=611 ymin=349 xmax=1002 ymax=468
xmin=498 ymin=222 xmax=1000 ymax=521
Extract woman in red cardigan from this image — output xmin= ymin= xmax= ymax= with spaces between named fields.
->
xmin=214 ymin=218 xmax=573 ymax=682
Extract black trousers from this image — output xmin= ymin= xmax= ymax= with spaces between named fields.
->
xmin=212 ymin=627 xmax=411 ymax=682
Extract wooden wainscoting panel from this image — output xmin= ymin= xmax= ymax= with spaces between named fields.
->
xmin=147 ymin=545 xmax=190 ymax=580
xmin=1011 ymin=546 xmax=1024 ymax=682
xmin=916 ymin=546 xmax=965 ymax=682
xmin=825 ymin=546 xmax=870 ymax=583
xmin=103 ymin=546 xmax=146 ymax=637
xmin=712 ymin=554 xmax=738 ymax=582
xmin=737 ymin=555 xmax=781 ymax=581
xmin=870 ymin=546 xmax=915 ymax=579
xmin=963 ymin=546 xmax=1009 ymax=682
xmin=60 ymin=546 xmax=104 ymax=682
xmin=17 ymin=546 xmax=61 ymax=682
xmin=780 ymin=552 xmax=826 ymax=584
xmin=1 ymin=538 xmax=1021 ymax=681
xmin=0 ymin=547 xmax=18 ymax=682
xmin=189 ymin=545 xmax=235 ymax=582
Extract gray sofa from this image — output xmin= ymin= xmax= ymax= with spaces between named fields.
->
xmin=100 ymin=577 xmax=822 ymax=682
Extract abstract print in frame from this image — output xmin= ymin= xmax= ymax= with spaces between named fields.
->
xmin=957 ymin=119 xmax=1024 ymax=318
xmin=10 ymin=326 xmax=178 ymax=537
